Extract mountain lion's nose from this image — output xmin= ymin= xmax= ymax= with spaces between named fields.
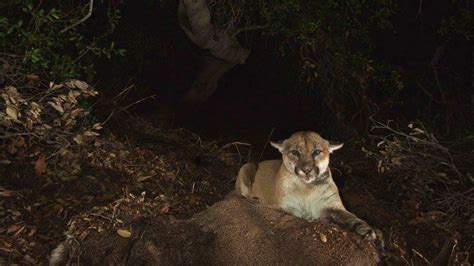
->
xmin=302 ymin=167 xmax=313 ymax=175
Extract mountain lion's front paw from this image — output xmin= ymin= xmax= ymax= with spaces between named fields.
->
xmin=354 ymin=223 xmax=377 ymax=241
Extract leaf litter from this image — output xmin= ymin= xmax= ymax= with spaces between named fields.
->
xmin=0 ymin=112 xmax=239 ymax=264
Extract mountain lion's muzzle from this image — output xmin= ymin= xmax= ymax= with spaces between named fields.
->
xmin=294 ymin=162 xmax=320 ymax=183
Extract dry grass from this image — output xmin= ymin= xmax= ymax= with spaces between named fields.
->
xmin=367 ymin=119 xmax=473 ymax=264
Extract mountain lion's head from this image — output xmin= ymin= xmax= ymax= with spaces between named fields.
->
xmin=271 ymin=131 xmax=343 ymax=183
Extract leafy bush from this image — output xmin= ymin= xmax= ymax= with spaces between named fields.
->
xmin=0 ymin=0 xmax=124 ymax=81
xmin=257 ymin=0 xmax=398 ymax=127
xmin=206 ymin=0 xmax=398 ymax=130
xmin=215 ymin=0 xmax=470 ymax=134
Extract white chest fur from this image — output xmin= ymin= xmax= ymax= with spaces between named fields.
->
xmin=279 ymin=175 xmax=339 ymax=220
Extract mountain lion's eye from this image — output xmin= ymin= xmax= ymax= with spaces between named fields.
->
xmin=291 ymin=150 xmax=300 ymax=157
xmin=312 ymin=150 xmax=321 ymax=157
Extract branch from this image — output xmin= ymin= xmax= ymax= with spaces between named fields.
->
xmin=178 ymin=0 xmax=250 ymax=64
xmin=61 ymin=0 xmax=94 ymax=33
xmin=233 ymin=24 xmax=269 ymax=37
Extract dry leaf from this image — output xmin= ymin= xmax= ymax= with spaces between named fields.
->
xmin=137 ymin=175 xmax=152 ymax=182
xmin=117 ymin=228 xmax=132 ymax=238
xmin=7 ymin=224 xmax=21 ymax=234
xmin=16 ymin=137 xmax=26 ymax=147
xmin=319 ymin=233 xmax=327 ymax=243
xmin=413 ymin=128 xmax=425 ymax=134
xmin=26 ymin=118 xmax=33 ymax=130
xmin=6 ymin=105 xmax=18 ymax=120
xmin=5 ymin=86 xmax=23 ymax=103
xmin=160 ymin=204 xmax=170 ymax=214
xmin=13 ymin=225 xmax=26 ymax=236
xmin=79 ymin=230 xmax=89 ymax=240
xmin=73 ymin=134 xmax=84 ymax=145
xmin=68 ymin=80 xmax=89 ymax=91
xmin=83 ymin=131 xmax=99 ymax=137
xmin=34 ymin=155 xmax=47 ymax=176
xmin=47 ymin=101 xmax=64 ymax=113
xmin=0 ymin=186 xmax=16 ymax=197
xmin=93 ymin=123 xmax=103 ymax=130
xmin=58 ymin=94 xmax=67 ymax=102
xmin=28 ymin=228 xmax=37 ymax=237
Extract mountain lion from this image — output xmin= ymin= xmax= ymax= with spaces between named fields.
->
xmin=235 ymin=131 xmax=377 ymax=241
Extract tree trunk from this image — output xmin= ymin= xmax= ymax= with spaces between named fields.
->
xmin=180 ymin=56 xmax=234 ymax=106
xmin=177 ymin=0 xmax=250 ymax=110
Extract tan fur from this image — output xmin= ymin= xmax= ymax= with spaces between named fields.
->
xmin=234 ymin=163 xmax=257 ymax=197
xmin=235 ymin=131 xmax=378 ymax=241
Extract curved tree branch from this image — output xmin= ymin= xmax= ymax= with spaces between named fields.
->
xmin=233 ymin=24 xmax=269 ymax=37
xmin=61 ymin=0 xmax=94 ymax=33
xmin=178 ymin=0 xmax=250 ymax=64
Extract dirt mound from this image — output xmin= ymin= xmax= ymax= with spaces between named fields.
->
xmin=194 ymin=193 xmax=379 ymax=265
xmin=50 ymin=193 xmax=379 ymax=265
xmin=50 ymin=216 xmax=213 ymax=265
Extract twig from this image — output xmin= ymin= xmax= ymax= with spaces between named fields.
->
xmin=431 ymin=237 xmax=458 ymax=266
xmin=0 ymin=132 xmax=40 ymax=139
xmin=370 ymin=118 xmax=449 ymax=151
xmin=259 ymin=128 xmax=274 ymax=162
xmin=61 ymin=0 xmax=94 ymax=33
xmin=417 ymin=81 xmax=443 ymax=104
xmin=115 ymin=83 xmax=135 ymax=102
xmin=89 ymin=213 xmax=112 ymax=221
xmin=222 ymin=141 xmax=252 ymax=165
xmin=233 ymin=24 xmax=269 ymax=37
xmin=412 ymin=248 xmax=431 ymax=265
xmin=119 ymin=94 xmax=157 ymax=112
xmin=373 ymin=119 xmax=464 ymax=181
xmin=222 ymin=141 xmax=251 ymax=149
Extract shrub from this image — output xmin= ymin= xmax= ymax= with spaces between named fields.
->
xmin=0 ymin=0 xmax=124 ymax=81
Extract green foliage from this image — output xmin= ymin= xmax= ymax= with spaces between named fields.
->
xmin=253 ymin=0 xmax=398 ymax=126
xmin=438 ymin=7 xmax=473 ymax=41
xmin=0 ymin=0 xmax=125 ymax=81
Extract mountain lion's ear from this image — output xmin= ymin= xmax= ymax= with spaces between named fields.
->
xmin=328 ymin=142 xmax=343 ymax=153
xmin=270 ymin=140 xmax=284 ymax=153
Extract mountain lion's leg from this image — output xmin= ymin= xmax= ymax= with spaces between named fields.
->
xmin=235 ymin=163 xmax=257 ymax=197
xmin=322 ymin=208 xmax=377 ymax=241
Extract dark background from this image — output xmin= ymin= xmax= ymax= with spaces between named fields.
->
xmin=93 ymin=0 xmax=472 ymax=142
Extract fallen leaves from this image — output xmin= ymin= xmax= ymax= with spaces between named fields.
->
xmin=0 ymin=186 xmax=16 ymax=197
xmin=47 ymin=101 xmax=64 ymax=113
xmin=116 ymin=228 xmax=132 ymax=238
xmin=160 ymin=204 xmax=170 ymax=214
xmin=1 ymin=78 xmax=101 ymax=179
xmin=34 ymin=155 xmax=47 ymax=176
xmin=6 ymin=105 xmax=19 ymax=122
xmin=0 ymin=114 xmax=238 ymax=265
